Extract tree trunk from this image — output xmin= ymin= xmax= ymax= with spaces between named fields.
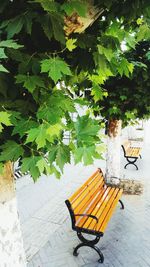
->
xmin=0 ymin=162 xmax=26 ymax=267
xmin=105 ymin=119 xmax=122 ymax=184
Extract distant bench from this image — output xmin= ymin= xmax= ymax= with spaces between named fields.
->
xmin=65 ymin=169 xmax=124 ymax=263
xmin=121 ymin=140 xmax=142 ymax=170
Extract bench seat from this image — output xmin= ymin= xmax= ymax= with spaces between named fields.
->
xmin=125 ymin=147 xmax=141 ymax=158
xmin=65 ymin=169 xmax=124 ymax=263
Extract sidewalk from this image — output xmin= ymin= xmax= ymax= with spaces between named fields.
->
xmin=16 ymin=121 xmax=150 ymax=267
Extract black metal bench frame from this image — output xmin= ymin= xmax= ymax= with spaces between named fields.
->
xmin=65 ymin=195 xmax=124 ymax=263
xmin=121 ymin=145 xmax=142 ymax=170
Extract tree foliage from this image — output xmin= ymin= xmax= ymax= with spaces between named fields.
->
xmin=88 ymin=41 xmax=150 ymax=127
xmin=0 ymin=0 xmax=149 ymax=179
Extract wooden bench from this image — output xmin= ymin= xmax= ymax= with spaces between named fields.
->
xmin=65 ymin=169 xmax=124 ymax=263
xmin=121 ymin=140 xmax=142 ymax=170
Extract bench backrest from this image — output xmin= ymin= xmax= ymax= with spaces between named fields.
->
xmin=65 ymin=168 xmax=105 ymax=230
xmin=121 ymin=140 xmax=131 ymax=156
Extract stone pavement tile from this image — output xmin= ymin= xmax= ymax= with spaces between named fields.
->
xmin=26 ymin=245 xmax=40 ymax=262
xmin=81 ymin=263 xmax=100 ymax=267
xmin=30 ymin=254 xmax=41 ymax=267
xmin=26 ymin=261 xmax=34 ymax=267
xmin=66 ymin=257 xmax=81 ymax=267
xmin=73 ymin=255 xmax=86 ymax=266
xmin=141 ymin=250 xmax=150 ymax=267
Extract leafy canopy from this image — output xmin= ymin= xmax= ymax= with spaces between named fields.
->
xmin=0 ymin=0 xmax=149 ymax=179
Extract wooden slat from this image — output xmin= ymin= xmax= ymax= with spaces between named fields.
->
xmin=69 ymin=169 xmax=101 ymax=203
xmin=74 ymin=180 xmax=105 ymax=215
xmin=95 ymin=188 xmax=120 ymax=231
xmin=72 ymin=174 xmax=103 ymax=210
xmin=98 ymin=189 xmax=123 ymax=233
xmin=84 ymin=187 xmax=116 ymax=230
xmin=76 ymin=186 xmax=112 ymax=228
xmin=123 ymin=140 xmax=131 ymax=150
xmin=126 ymin=147 xmax=141 ymax=157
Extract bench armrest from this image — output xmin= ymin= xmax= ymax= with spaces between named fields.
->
xmin=74 ymin=213 xmax=98 ymax=223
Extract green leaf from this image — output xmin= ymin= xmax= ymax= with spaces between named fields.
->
xmin=131 ymin=60 xmax=147 ymax=69
xmin=0 ymin=162 xmax=4 ymax=175
xmin=38 ymin=13 xmax=65 ymax=43
xmin=105 ymin=21 xmax=125 ymax=42
xmin=0 ymin=141 xmax=24 ymax=162
xmin=0 ymin=39 xmax=23 ymax=49
xmin=16 ymin=75 xmax=45 ymax=93
xmin=37 ymin=105 xmax=59 ymax=124
xmin=97 ymin=45 xmax=113 ymax=62
xmin=0 ymin=111 xmax=12 ymax=132
xmin=136 ymin=24 xmax=150 ymax=42
xmin=74 ymin=147 xmax=83 ymax=163
xmin=48 ymin=146 xmax=58 ymax=164
xmin=38 ymin=15 xmax=53 ymax=40
xmin=50 ymin=165 xmax=61 ymax=179
xmin=62 ymin=1 xmax=87 ymax=17
xmin=125 ymin=111 xmax=136 ymax=120
xmin=50 ymin=13 xmax=65 ymax=44
xmin=89 ymin=74 xmax=106 ymax=85
xmin=0 ymin=64 xmax=8 ymax=73
xmin=41 ymin=57 xmax=72 ymax=83
xmin=48 ymin=144 xmax=70 ymax=172
xmin=37 ymin=91 xmax=75 ymax=123
xmin=26 ymin=123 xmax=57 ymax=149
xmin=108 ymin=106 xmax=119 ymax=115
xmin=0 ymin=48 xmax=7 ymax=59
xmin=118 ymin=58 xmax=134 ymax=77
xmin=46 ymin=123 xmax=64 ymax=137
xmin=120 ymin=95 xmax=127 ymax=101
xmin=91 ymin=84 xmax=104 ymax=102
xmin=21 ymin=156 xmax=41 ymax=181
xmin=6 ymin=16 xmax=24 ymax=38
xmin=137 ymin=18 xmax=144 ymax=25
xmin=56 ymin=144 xmax=70 ymax=172
xmin=26 ymin=124 xmax=47 ymax=149
xmin=125 ymin=33 xmax=136 ymax=49
xmin=93 ymin=53 xmax=114 ymax=82
xmin=24 ymin=11 xmax=36 ymax=35
xmin=36 ymin=158 xmax=51 ymax=174
xmin=127 ymin=62 xmax=134 ymax=73
xmin=74 ymin=115 xmax=100 ymax=145
xmin=66 ymin=38 xmax=77 ymax=51
xmin=35 ymin=0 xmax=60 ymax=13
xmin=74 ymin=146 xmax=99 ymax=165
xmin=146 ymin=51 xmax=150 ymax=60
xmin=12 ymin=119 xmax=38 ymax=137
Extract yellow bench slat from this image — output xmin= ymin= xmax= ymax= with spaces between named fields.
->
xmin=72 ymin=173 xmax=103 ymax=209
xmin=86 ymin=188 xmax=118 ymax=231
xmin=99 ymin=189 xmax=123 ymax=232
xmin=69 ymin=169 xmax=100 ymax=204
xmin=76 ymin=186 xmax=110 ymax=228
xmin=74 ymin=180 xmax=105 ymax=215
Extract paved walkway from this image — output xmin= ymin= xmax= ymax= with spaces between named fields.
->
xmin=16 ymin=121 xmax=150 ymax=267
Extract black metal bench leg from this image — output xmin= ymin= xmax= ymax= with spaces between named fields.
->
xmin=124 ymin=158 xmax=138 ymax=170
xmin=73 ymin=231 xmax=104 ymax=263
xmin=133 ymin=163 xmax=138 ymax=170
xmin=119 ymin=199 xmax=124 ymax=209
xmin=73 ymin=243 xmax=104 ymax=263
